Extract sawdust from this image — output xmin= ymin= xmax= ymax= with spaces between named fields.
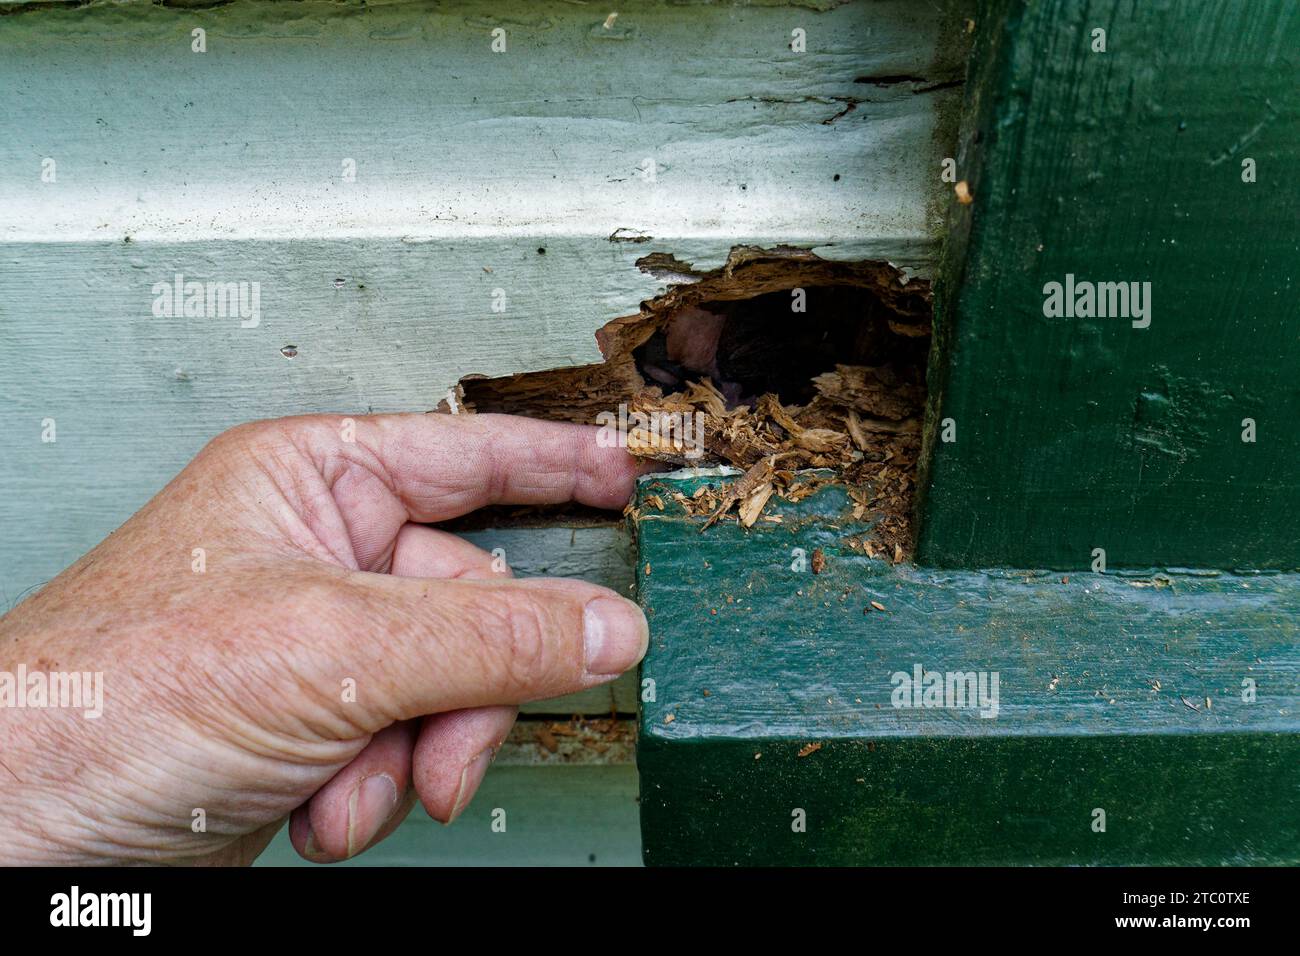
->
xmin=619 ymin=369 xmax=922 ymax=555
xmin=444 ymin=246 xmax=929 ymax=557
xmin=500 ymin=718 xmax=636 ymax=765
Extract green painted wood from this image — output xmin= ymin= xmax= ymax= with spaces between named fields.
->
xmin=634 ymin=475 xmax=1300 ymax=865
xmin=918 ymin=0 xmax=1300 ymax=571
xmin=256 ymin=765 xmax=641 ymax=867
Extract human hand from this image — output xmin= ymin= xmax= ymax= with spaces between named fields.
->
xmin=0 ymin=413 xmax=649 ymax=864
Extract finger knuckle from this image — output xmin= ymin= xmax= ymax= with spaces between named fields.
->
xmin=209 ymin=418 xmax=276 ymax=453
xmin=479 ymin=594 xmax=558 ymax=690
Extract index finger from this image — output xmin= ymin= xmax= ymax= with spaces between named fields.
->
xmin=306 ymin=412 xmax=651 ymax=524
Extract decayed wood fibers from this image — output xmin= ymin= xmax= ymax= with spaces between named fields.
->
xmin=442 ymin=246 xmax=930 ymax=554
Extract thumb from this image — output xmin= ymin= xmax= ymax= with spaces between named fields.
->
xmin=314 ymin=570 xmax=648 ymax=726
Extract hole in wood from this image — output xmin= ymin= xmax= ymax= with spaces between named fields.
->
xmin=445 ymin=246 xmax=931 ymax=554
xmin=633 ymin=284 xmax=930 ymax=410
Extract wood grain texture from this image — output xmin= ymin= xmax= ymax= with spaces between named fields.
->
xmin=0 ymin=0 xmax=969 ymax=863
xmin=918 ymin=0 xmax=1300 ymax=571
xmin=0 ymin=0 xmax=960 ymax=246
xmin=635 ymin=475 xmax=1300 ymax=865
xmin=0 ymin=0 xmax=965 ymax=604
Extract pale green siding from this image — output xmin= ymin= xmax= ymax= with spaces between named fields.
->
xmin=0 ymin=0 xmax=963 ymax=864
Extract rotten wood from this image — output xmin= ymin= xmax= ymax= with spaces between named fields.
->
xmin=447 ymin=246 xmax=930 ymax=555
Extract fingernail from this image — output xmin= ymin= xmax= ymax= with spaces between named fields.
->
xmin=583 ymin=596 xmax=650 ymax=676
xmin=346 ymin=774 xmax=399 ymax=857
xmin=303 ymin=825 xmax=328 ymax=861
xmin=448 ymin=748 xmax=494 ymax=824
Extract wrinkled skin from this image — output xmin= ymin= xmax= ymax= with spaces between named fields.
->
xmin=0 ymin=414 xmax=650 ymax=865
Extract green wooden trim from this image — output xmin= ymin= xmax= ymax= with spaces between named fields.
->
xmin=918 ymin=0 xmax=1300 ymax=571
xmin=633 ymin=475 xmax=1300 ymax=865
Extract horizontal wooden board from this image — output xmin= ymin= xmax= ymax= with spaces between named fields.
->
xmin=0 ymin=0 xmax=959 ymax=246
xmin=0 ymin=0 xmax=965 ymax=607
xmin=255 ymin=764 xmax=641 ymax=866
xmin=634 ymin=474 xmax=1300 ymax=864
xmin=0 ymin=0 xmax=970 ymax=863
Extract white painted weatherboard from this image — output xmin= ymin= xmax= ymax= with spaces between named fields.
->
xmin=0 ymin=0 xmax=959 ymax=650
